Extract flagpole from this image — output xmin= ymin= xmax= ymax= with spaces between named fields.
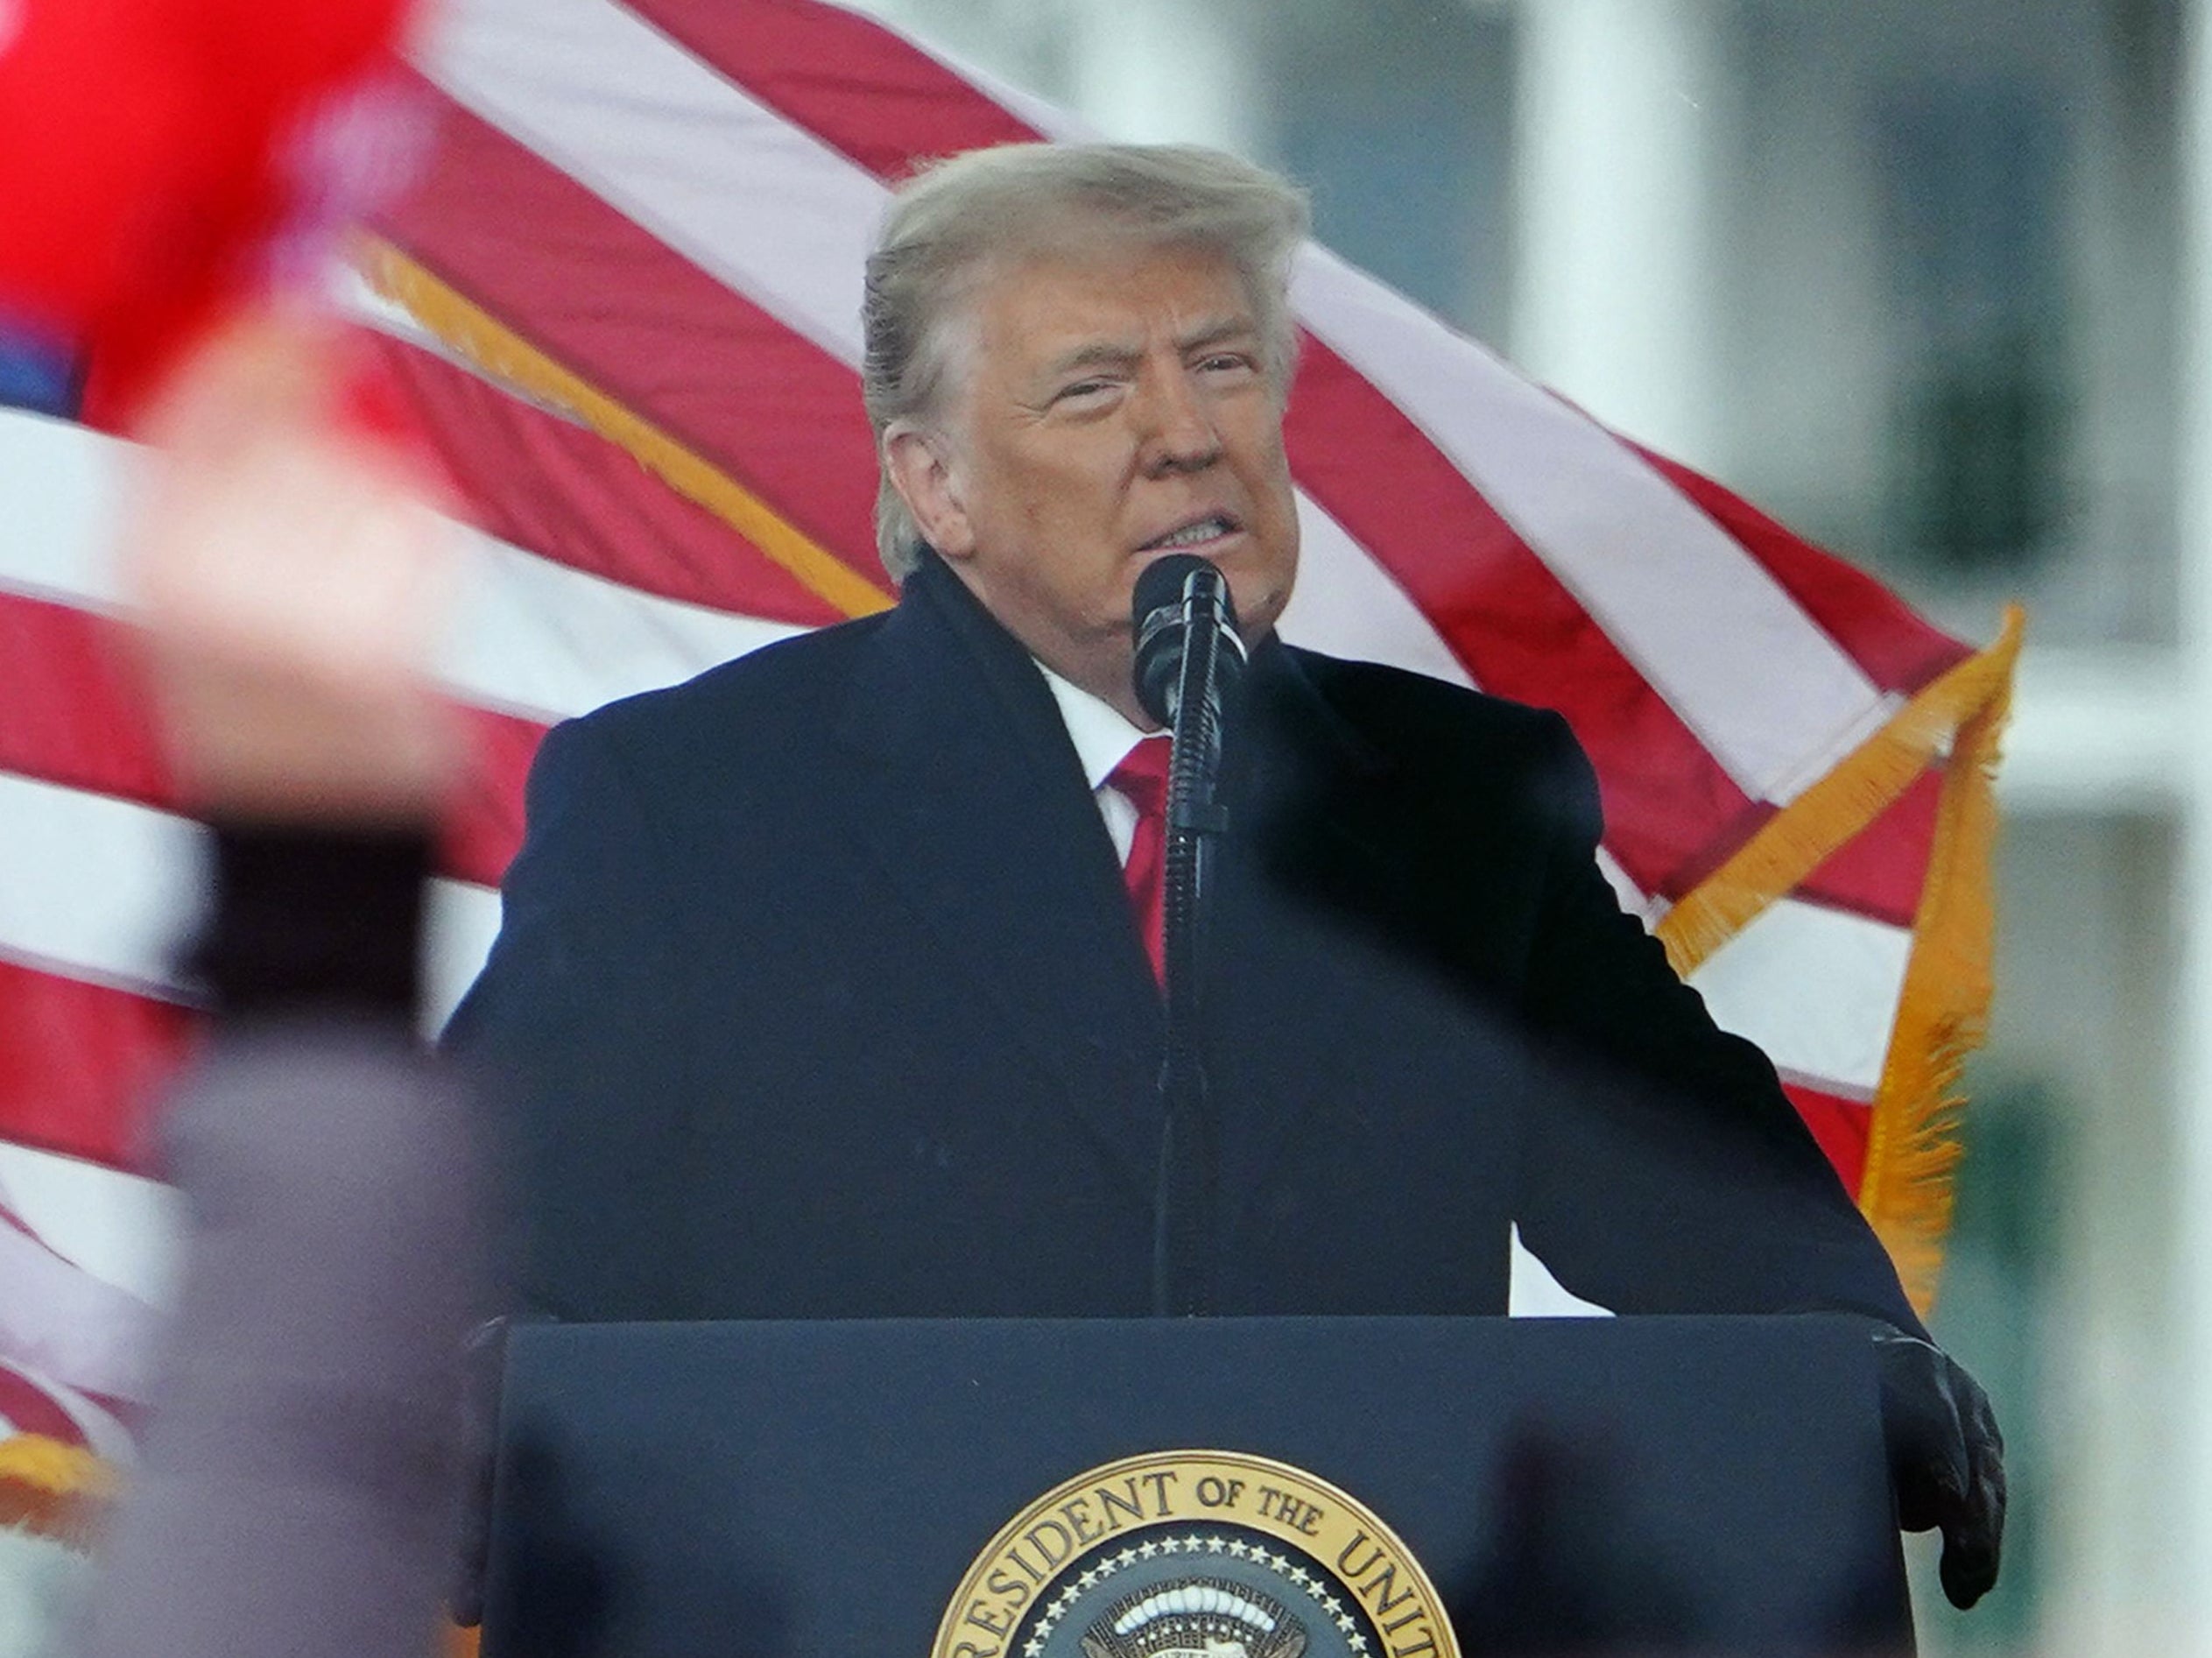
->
xmin=2171 ymin=3 xmax=2212 ymax=1651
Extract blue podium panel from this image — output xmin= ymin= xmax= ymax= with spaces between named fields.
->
xmin=483 ymin=1316 xmax=1907 ymax=1658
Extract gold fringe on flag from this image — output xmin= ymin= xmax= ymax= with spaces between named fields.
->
xmin=1655 ymin=608 xmax=2023 ymax=1316
xmin=1858 ymin=649 xmax=2016 ymax=1316
xmin=0 ymin=1432 xmax=116 ymax=1551
xmin=1656 ymin=609 xmax=2025 ymax=980
xmin=350 ymin=237 xmax=894 ymax=624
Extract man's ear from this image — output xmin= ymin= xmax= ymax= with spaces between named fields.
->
xmin=884 ymin=427 xmax=975 ymax=561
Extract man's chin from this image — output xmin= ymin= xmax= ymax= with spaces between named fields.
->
xmin=1223 ymin=563 xmax=1293 ymax=646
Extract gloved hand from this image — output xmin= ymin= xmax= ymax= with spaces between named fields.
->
xmin=1871 ymin=1323 xmax=2005 ymax=1609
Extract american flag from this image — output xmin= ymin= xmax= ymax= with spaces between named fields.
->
xmin=0 ymin=0 xmax=2013 ymax=1554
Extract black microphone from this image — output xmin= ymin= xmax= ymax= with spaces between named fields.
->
xmin=1130 ymin=554 xmax=1243 ymax=1317
xmin=1132 ymin=554 xmax=1245 ymax=733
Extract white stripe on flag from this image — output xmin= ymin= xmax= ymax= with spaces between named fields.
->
xmin=0 ymin=773 xmax=199 ymax=1000
xmin=0 ymin=1143 xmax=182 ymax=1311
xmin=1686 ymin=896 xmax=1910 ymax=1097
xmin=0 ymin=411 xmax=806 ymax=726
xmin=441 ymin=532 xmax=807 ymax=721
xmin=0 ymin=1210 xmax=159 ymax=1404
xmin=0 ymin=774 xmax=500 ymax=1034
xmin=0 ymin=407 xmax=130 ymax=614
xmin=426 ymin=878 xmax=504 ymax=1029
xmin=1289 ymin=246 xmax=1897 ymax=807
xmin=419 ymin=0 xmax=881 ymax=365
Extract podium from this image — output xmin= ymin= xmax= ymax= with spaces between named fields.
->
xmin=480 ymin=1316 xmax=1910 ymax=1658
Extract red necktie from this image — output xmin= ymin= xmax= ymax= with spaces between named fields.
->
xmin=1109 ymin=736 xmax=1173 ymax=984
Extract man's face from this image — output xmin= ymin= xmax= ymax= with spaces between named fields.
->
xmin=887 ymin=240 xmax=1300 ymax=723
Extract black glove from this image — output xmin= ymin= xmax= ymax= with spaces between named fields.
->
xmin=1871 ymin=1323 xmax=2006 ymax=1609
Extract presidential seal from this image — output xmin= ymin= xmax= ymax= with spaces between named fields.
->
xmin=932 ymin=1452 xmax=1458 ymax=1658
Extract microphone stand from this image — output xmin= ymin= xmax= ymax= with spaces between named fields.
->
xmin=1145 ymin=568 xmax=1241 ymax=1317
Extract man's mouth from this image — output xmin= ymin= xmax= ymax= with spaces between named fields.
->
xmin=1140 ymin=513 xmax=1240 ymax=552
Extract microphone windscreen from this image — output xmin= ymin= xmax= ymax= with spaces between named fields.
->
xmin=1131 ymin=553 xmax=1216 ymax=631
xmin=1131 ymin=556 xmax=1239 ymax=728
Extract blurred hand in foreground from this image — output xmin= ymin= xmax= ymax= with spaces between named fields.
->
xmin=122 ymin=307 xmax=461 ymax=823
xmin=1873 ymin=1323 xmax=2005 ymax=1610
xmin=81 ymin=300 xmax=484 ymax=1658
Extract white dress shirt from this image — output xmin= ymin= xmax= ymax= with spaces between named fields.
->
xmin=1035 ymin=660 xmax=1163 ymax=866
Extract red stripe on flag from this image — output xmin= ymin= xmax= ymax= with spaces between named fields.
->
xmin=1627 ymin=723 xmax=1947 ymax=928
xmin=617 ymin=0 xmax=1042 ymax=177
xmin=1783 ymin=1081 xmax=1873 ymax=1198
xmin=448 ymin=705 xmax=544 ymax=887
xmin=365 ymin=333 xmax=849 ymax=627
xmin=1796 ymin=767 xmax=1942 ymax=930
xmin=0 ymin=1362 xmax=92 ymax=1448
xmin=0 ymin=962 xmax=193 ymax=1174
xmin=1283 ymin=340 xmax=1763 ymax=901
xmin=0 ymin=589 xmax=540 ymax=890
xmin=372 ymin=90 xmax=887 ymax=587
xmin=0 ymin=591 xmax=168 ymax=806
xmin=1635 ymin=447 xmax=1970 ymax=695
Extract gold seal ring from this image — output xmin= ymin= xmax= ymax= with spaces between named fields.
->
xmin=933 ymin=1450 xmax=1458 ymax=1658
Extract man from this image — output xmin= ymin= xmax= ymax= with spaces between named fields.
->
xmin=447 ymin=143 xmax=2002 ymax=1606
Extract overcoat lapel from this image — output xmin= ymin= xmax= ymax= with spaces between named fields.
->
xmin=832 ymin=561 xmax=1166 ymax=1190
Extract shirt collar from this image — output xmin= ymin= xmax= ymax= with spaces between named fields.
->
xmin=1034 ymin=660 xmax=1160 ymax=789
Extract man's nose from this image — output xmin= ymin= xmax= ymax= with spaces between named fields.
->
xmin=1138 ymin=369 xmax=1223 ymax=475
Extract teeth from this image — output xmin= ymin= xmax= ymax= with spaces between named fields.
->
xmin=1155 ymin=517 xmax=1230 ymax=548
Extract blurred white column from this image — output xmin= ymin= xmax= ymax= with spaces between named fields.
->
xmin=1510 ymin=0 xmax=1729 ymax=474
xmin=2170 ymin=4 xmax=2212 ymax=1652
xmin=1060 ymin=0 xmax=1266 ymax=156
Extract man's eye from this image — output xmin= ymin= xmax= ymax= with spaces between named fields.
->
xmin=1058 ymin=378 xmax=1114 ymax=401
xmin=1198 ymin=353 xmax=1257 ymax=376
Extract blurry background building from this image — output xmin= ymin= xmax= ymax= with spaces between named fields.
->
xmin=829 ymin=0 xmax=2194 ymax=1652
